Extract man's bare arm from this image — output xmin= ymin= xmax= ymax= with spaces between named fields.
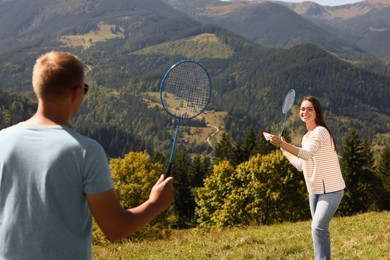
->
xmin=87 ymin=175 xmax=174 ymax=240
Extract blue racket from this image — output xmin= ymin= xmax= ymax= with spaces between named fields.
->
xmin=280 ymin=89 xmax=295 ymax=136
xmin=160 ymin=60 xmax=211 ymax=177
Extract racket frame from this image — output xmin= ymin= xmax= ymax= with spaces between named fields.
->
xmin=159 ymin=59 xmax=211 ymax=177
xmin=280 ymin=88 xmax=295 ymax=136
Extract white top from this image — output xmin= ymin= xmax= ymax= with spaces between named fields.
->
xmin=283 ymin=126 xmax=346 ymax=194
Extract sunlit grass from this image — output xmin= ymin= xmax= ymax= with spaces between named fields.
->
xmin=93 ymin=211 xmax=389 ymax=259
xmin=58 ymin=23 xmax=124 ymax=49
xmin=133 ymin=33 xmax=235 ymax=59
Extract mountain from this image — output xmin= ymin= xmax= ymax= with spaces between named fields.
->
xmin=0 ymin=0 xmax=188 ymax=52
xmin=163 ymin=0 xmax=390 ymax=60
xmin=0 ymin=0 xmax=389 ymax=157
xmin=281 ymin=0 xmax=390 ymax=59
xmin=161 ymin=0 xmax=371 ymax=60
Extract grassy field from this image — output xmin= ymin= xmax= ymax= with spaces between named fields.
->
xmin=93 ymin=211 xmax=389 ymax=259
xmin=133 ymin=33 xmax=235 ymax=59
xmin=58 ymin=22 xmax=124 ymax=49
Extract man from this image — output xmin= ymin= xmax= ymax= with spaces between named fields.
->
xmin=0 ymin=51 xmax=174 ymax=259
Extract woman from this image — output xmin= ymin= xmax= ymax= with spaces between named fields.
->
xmin=269 ymin=96 xmax=345 ymax=260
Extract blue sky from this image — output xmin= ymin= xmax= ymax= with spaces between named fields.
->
xmin=220 ymin=0 xmax=364 ymax=7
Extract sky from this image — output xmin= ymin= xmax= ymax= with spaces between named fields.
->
xmin=220 ymin=0 xmax=364 ymax=7
xmin=276 ymin=0 xmax=363 ymax=6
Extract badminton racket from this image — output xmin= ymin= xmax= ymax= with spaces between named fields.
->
xmin=160 ymin=60 xmax=211 ymax=177
xmin=280 ymin=88 xmax=295 ymax=136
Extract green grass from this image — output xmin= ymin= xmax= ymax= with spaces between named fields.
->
xmin=93 ymin=211 xmax=389 ymax=259
xmin=58 ymin=23 xmax=124 ymax=49
xmin=133 ymin=33 xmax=235 ymax=59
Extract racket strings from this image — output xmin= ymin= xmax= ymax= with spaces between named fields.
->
xmin=282 ymin=90 xmax=295 ymax=114
xmin=161 ymin=62 xmax=210 ymax=119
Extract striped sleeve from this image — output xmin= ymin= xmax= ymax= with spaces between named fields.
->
xmin=282 ymin=149 xmax=303 ymax=171
xmin=297 ymin=127 xmax=329 ymax=160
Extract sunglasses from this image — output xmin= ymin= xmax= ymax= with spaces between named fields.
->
xmin=72 ymin=83 xmax=89 ymax=94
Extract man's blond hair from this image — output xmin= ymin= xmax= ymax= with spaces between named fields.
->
xmin=32 ymin=51 xmax=84 ymax=101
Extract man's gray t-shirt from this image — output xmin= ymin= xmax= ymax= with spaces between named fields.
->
xmin=0 ymin=123 xmax=114 ymax=259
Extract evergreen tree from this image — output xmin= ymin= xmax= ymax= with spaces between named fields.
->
xmin=375 ymin=143 xmax=390 ymax=209
xmin=241 ymin=128 xmax=258 ymax=161
xmin=171 ymin=147 xmax=196 ymax=228
xmin=152 ymin=151 xmax=166 ymax=165
xmin=213 ymin=132 xmax=235 ymax=165
xmin=339 ymin=129 xmax=384 ymax=215
xmin=190 ymin=155 xmax=211 ymax=188
xmin=232 ymin=142 xmax=243 ymax=166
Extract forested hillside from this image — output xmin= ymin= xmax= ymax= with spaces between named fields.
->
xmin=0 ymin=90 xmax=36 ymax=129
xmin=0 ymin=0 xmax=389 ymax=159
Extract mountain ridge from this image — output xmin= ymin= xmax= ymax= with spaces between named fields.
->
xmin=0 ymin=0 xmax=389 ymax=156
xmin=162 ymin=0 xmax=389 ymax=60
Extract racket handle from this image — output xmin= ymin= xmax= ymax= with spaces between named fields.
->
xmin=164 ymin=163 xmax=172 ymax=178
xmin=280 ymin=116 xmax=287 ymax=137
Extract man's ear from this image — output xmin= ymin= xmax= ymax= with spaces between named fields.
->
xmin=70 ymin=88 xmax=79 ymax=102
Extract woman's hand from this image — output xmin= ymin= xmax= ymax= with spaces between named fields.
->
xmin=269 ymin=135 xmax=299 ymax=156
xmin=269 ymin=134 xmax=282 ymax=147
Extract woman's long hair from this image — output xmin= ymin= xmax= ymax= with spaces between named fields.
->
xmin=302 ymin=96 xmax=337 ymax=152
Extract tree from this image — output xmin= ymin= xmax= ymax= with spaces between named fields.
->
xmin=190 ymin=154 xmax=211 ymax=188
xmin=110 ymin=151 xmax=161 ymax=208
xmin=171 ymin=147 xmax=196 ymax=228
xmin=93 ymin=151 xmax=170 ymax=244
xmin=195 ymin=160 xmax=235 ymax=228
xmin=213 ymin=132 xmax=236 ymax=165
xmin=240 ymin=127 xmax=258 ymax=162
xmin=375 ymin=143 xmax=390 ymax=209
xmin=195 ymin=151 xmax=308 ymax=228
xmin=339 ymin=129 xmax=384 ymax=215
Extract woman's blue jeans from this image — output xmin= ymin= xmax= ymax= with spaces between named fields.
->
xmin=309 ymin=190 xmax=344 ymax=260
